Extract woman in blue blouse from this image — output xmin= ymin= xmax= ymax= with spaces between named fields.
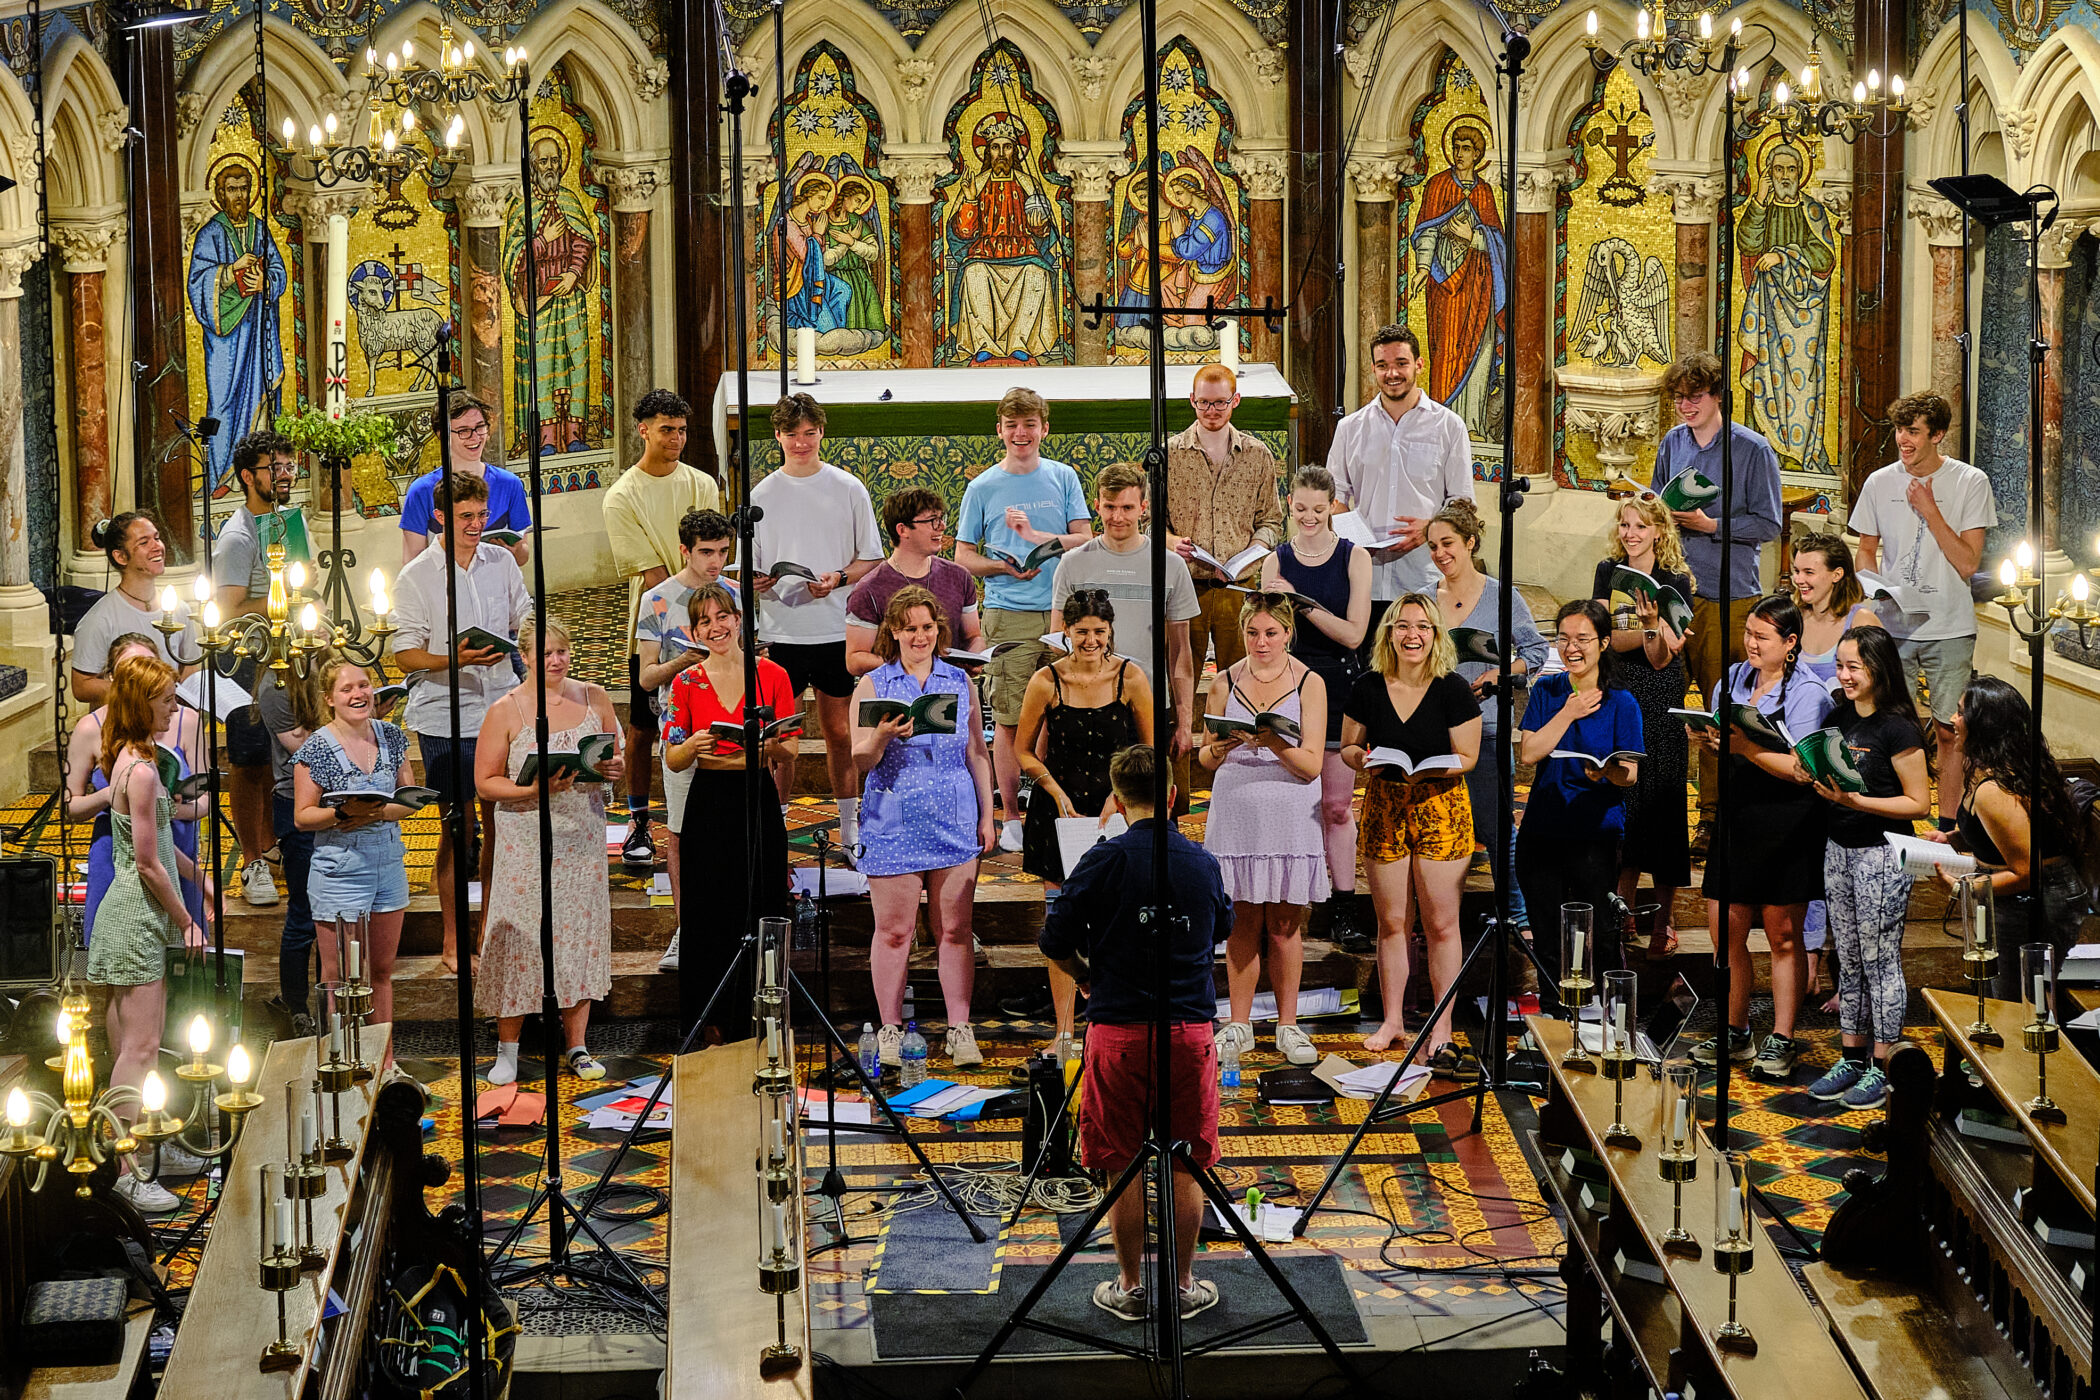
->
xmin=1688 ymin=593 xmax=1835 ymax=1081
xmin=1514 ymin=600 xmax=1642 ymax=977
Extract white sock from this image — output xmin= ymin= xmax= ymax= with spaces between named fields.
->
xmin=1004 ymin=818 xmax=1024 ymax=835
xmin=837 ymin=797 xmax=859 ymax=847
xmin=490 ymin=1041 xmax=519 ymax=1085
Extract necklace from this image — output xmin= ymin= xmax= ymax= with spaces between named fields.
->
xmin=118 ymin=579 xmax=156 ymax=610
xmin=1293 ymin=531 xmax=1338 ymax=564
xmin=1242 ymin=657 xmax=1293 ymax=693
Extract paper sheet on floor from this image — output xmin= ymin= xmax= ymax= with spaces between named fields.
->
xmin=1310 ymin=1056 xmax=1432 ymax=1101
xmin=1214 ymin=986 xmax=1353 ymax=1023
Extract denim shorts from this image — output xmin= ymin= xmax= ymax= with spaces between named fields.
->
xmin=307 ymin=824 xmax=410 ymax=922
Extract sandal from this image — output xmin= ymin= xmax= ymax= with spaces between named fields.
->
xmin=1645 ymin=926 xmax=1680 ymax=960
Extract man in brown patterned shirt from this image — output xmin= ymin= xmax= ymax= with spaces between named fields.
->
xmin=1165 ymin=363 xmax=1286 ymax=675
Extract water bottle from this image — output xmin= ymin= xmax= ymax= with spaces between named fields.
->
xmin=1219 ymin=1040 xmax=1242 ymax=1099
xmin=900 ymin=1021 xmax=929 ymax=1088
xmin=857 ymin=1023 xmax=879 ymax=1082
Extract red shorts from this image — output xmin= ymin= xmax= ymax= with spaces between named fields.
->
xmin=1080 ymin=1022 xmax=1221 ymax=1172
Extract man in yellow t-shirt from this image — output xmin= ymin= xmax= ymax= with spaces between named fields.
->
xmin=603 ymin=388 xmax=721 ymax=865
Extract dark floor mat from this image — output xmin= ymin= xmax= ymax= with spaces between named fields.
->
xmin=867 ymin=1253 xmax=1367 ymax=1359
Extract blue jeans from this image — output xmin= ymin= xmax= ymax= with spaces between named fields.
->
xmin=1466 ymin=752 xmax=1528 ymax=929
xmin=274 ymin=793 xmax=316 ymax=1010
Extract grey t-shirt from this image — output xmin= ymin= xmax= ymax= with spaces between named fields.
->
xmin=256 ymin=673 xmax=302 ymax=798
xmin=212 ymin=506 xmax=271 ymax=603
xmin=1049 ymin=536 xmax=1200 ymax=688
xmin=73 ymin=589 xmax=193 ymax=678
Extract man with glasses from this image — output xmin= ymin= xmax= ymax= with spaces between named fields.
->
xmin=1649 ymin=351 xmax=1782 ymax=856
xmin=400 ymin=395 xmax=534 ymax=567
xmin=845 ymin=487 xmax=985 ymax=676
xmin=1165 ymin=362 xmax=1284 ymax=675
xmin=603 ymin=388 xmax=722 ymax=868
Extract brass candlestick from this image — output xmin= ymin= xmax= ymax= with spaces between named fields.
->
xmin=1712 ymin=1150 xmax=1756 ymax=1353
xmin=317 ymin=996 xmax=356 ymax=1164
xmin=1560 ymin=903 xmax=1597 ymax=1072
xmin=282 ymin=1080 xmax=328 ymax=1270
xmin=1600 ymin=971 xmax=1641 ymax=1149
xmin=753 ymin=916 xmax=802 ymax=1375
xmin=334 ymin=918 xmax=376 ymax=1083
xmin=1657 ymin=1063 xmax=1700 ymax=1257
xmin=1961 ymin=876 xmax=2002 ymax=1046
xmin=2021 ymin=943 xmax=2066 ymax=1123
xmin=258 ymin=1162 xmax=304 ymax=1372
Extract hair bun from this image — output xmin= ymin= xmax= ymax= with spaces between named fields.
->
xmin=90 ymin=519 xmax=112 ymax=549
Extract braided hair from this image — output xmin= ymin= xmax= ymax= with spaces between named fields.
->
xmin=1745 ymin=593 xmax=1805 ymax=712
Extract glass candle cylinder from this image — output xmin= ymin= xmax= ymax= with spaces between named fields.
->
xmin=261 ymin=1162 xmax=282 ymax=1256
xmin=1661 ymin=1063 xmax=1697 ymax=1157
xmin=1713 ymin=1149 xmax=1754 ymax=1267
xmin=1560 ymin=903 xmax=1594 ymax=993
xmin=1602 ymin=970 xmax=1637 ymax=1058
xmin=2023 ymin=942 xmax=2056 ymax=1026
xmin=1961 ymin=876 xmax=1996 ymax=961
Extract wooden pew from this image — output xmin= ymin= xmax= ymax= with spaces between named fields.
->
xmin=666 ymin=1041 xmax=812 ymax=1400
xmin=1530 ymin=1015 xmax=1874 ymax=1400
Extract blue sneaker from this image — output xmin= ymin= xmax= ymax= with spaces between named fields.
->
xmin=1839 ymin=1063 xmax=1890 ymax=1110
xmin=1806 ymin=1058 xmax=1865 ymax=1101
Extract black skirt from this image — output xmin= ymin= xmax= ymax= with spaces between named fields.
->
xmin=1700 ymin=757 xmax=1825 ymax=906
xmin=677 ymin=765 xmax=791 ymax=1036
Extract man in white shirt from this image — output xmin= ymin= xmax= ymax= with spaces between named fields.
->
xmin=1327 ymin=323 xmax=1476 ymax=662
xmin=391 ymin=471 xmax=533 ymax=974
xmin=1849 ymin=391 xmax=1995 ymax=823
xmin=751 ymin=394 xmax=886 ymax=849
xmin=602 ymin=388 xmax=723 ymax=868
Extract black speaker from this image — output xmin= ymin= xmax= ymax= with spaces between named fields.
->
xmin=0 ymin=855 xmax=57 ymax=989
xmin=1020 ymin=1053 xmax=1075 ymax=1179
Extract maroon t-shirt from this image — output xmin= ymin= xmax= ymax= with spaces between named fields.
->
xmin=845 ymin=557 xmax=978 ymax=636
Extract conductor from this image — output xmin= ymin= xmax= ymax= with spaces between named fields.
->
xmin=1039 ymin=743 xmax=1235 ymax=1324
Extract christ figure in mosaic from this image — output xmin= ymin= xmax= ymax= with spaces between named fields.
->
xmin=950 ymin=114 xmax=1058 ymax=363
xmin=1738 ymin=143 xmax=1836 ymax=475
xmin=188 ymin=161 xmax=286 ymax=488
xmin=1409 ymin=119 xmax=1506 ymax=442
xmin=506 ymin=134 xmax=598 ymax=454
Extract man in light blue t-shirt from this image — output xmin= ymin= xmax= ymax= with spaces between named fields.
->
xmin=954 ymin=387 xmax=1094 ymax=851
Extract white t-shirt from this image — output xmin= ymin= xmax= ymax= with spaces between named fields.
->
xmin=1327 ymin=393 xmax=1476 ymax=601
xmin=73 ymin=588 xmax=195 ymax=678
xmin=750 ymin=462 xmax=885 ymax=645
xmin=1846 ymin=457 xmax=1996 ymax=642
xmin=1049 ymin=537 xmax=1200 ymax=690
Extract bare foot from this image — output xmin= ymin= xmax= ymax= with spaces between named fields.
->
xmin=1362 ymin=1024 xmax=1408 ymax=1054
xmin=1821 ymin=993 xmax=1839 ymax=1016
xmin=440 ymin=950 xmax=457 ymax=975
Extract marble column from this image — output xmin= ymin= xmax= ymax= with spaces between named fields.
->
xmin=889 ymin=158 xmax=942 ymax=369
xmin=1242 ymin=155 xmax=1285 ymax=368
xmin=1287 ymin=0 xmax=1343 ymax=461
xmin=1848 ymin=0 xmax=1905 ymax=506
xmin=1650 ymin=171 xmax=1720 ymax=356
xmin=51 ymin=221 xmax=121 ymax=566
xmin=741 ymin=158 xmax=771 ymax=380
xmin=1349 ymin=158 xmax=1399 ymax=404
xmin=1063 ymin=157 xmax=1119 ymax=368
xmin=1910 ymin=191 xmax=1970 ymax=457
xmin=668 ymin=0 xmax=726 ymax=476
xmin=0 ymin=245 xmax=34 ymax=595
xmin=606 ymin=163 xmax=667 ymax=423
xmin=1513 ymin=159 xmax=1566 ymax=479
xmin=463 ymin=180 xmax=515 ymax=462
xmin=2036 ymin=222 xmax=2083 ymax=553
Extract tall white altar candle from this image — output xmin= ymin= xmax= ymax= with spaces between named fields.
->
xmin=1219 ymin=319 xmax=1240 ymax=373
xmin=326 ymin=213 xmax=350 ymax=420
xmin=794 ymin=327 xmax=817 ymax=385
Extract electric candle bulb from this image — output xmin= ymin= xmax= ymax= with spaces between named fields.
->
xmin=159 ymin=585 xmax=178 ymax=617
xmin=203 ymin=602 xmax=221 ymax=629
xmin=54 ymin=1009 xmax=70 ymax=1043
xmin=2001 ymin=559 xmax=2019 ymax=588
xmin=383 ymin=128 xmax=398 ymax=153
xmin=1731 ymin=15 xmax=1741 ymax=33
xmin=1775 ymin=80 xmax=1790 ymax=106
xmin=1853 ymin=81 xmax=1866 ymax=104
xmin=300 ymin=603 xmax=320 ymax=634
xmin=6 ymin=1087 xmax=25 ymax=1127
xmin=2074 ymin=574 xmax=2090 ymax=603
xmin=1699 ymin=11 xmax=1711 ymax=38
xmin=402 ymin=108 xmax=417 ymax=132
xmin=281 ymin=116 xmax=295 ymax=145
xmin=516 ymin=45 xmax=528 ymax=64
xmin=1636 ymin=9 xmax=1649 ymax=38
xmin=324 ymin=112 xmax=339 ymax=139
xmin=1735 ymin=67 xmax=1750 ymax=94
xmin=1867 ymin=68 xmax=1880 ymax=90
xmin=402 ymin=39 xmax=413 ymax=61
xmin=2016 ymin=540 xmax=2035 ymax=571
xmin=386 ymin=50 xmax=399 ymax=71
xmin=309 ymin=124 xmax=323 ymax=148
xmin=188 ymin=1014 xmax=212 ymax=1057
xmin=194 ymin=571 xmax=212 ymax=602
xmin=143 ymin=1072 xmax=166 ymax=1114
xmin=504 ymin=46 xmax=515 ymax=66
xmin=229 ymin=1043 xmax=252 ymax=1085
xmin=464 ymin=39 xmax=474 ymax=61
xmin=1586 ymin=8 xmax=1598 ymax=35
xmin=1891 ymin=74 xmax=1905 ymax=98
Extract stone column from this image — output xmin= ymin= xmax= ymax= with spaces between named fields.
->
xmin=606 ymin=162 xmax=668 ymax=425
xmin=1513 ymin=159 xmax=1567 ymax=479
xmin=462 ymin=180 xmax=516 ymax=461
xmin=1348 ymin=158 xmax=1400 ymax=404
xmin=1063 ymin=156 xmax=1119 ymax=368
xmin=1847 ymin=0 xmax=1905 ymax=506
xmin=741 ymin=157 xmax=772 ymax=384
xmin=1288 ymin=0 xmax=1343 ymax=460
xmin=1649 ymin=170 xmax=1720 ymax=356
xmin=121 ymin=26 xmax=193 ymax=555
xmin=1242 ymin=155 xmax=1286 ymax=368
xmin=51 ymin=220 xmax=121 ymax=574
xmin=0 ymin=243 xmax=36 ymax=597
xmin=668 ymin=0 xmax=726 ymax=476
xmin=1909 ymin=191 xmax=1970 ymax=456
xmin=888 ymin=157 xmax=942 ymax=369
xmin=2036 ymin=221 xmax=2084 ymax=553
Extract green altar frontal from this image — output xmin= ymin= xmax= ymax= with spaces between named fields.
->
xmin=721 ymin=364 xmax=1296 ymax=507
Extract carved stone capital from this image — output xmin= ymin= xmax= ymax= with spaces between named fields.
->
xmin=1814 ymin=179 xmax=1854 ymax=237
xmin=741 ymin=156 xmax=776 ymax=209
xmin=1647 ymin=172 xmax=1722 ymax=222
xmin=463 ymin=180 xmax=518 ymax=227
xmin=297 ymin=189 xmax=367 ymax=226
xmin=49 ymin=219 xmax=122 ymax=271
xmin=896 ymin=57 xmax=936 ymax=113
xmin=2000 ymin=102 xmax=2037 ymax=160
xmin=94 ymin=108 xmax=131 ymax=154
xmin=1652 ymin=66 xmax=1717 ymax=125
xmin=176 ymin=91 xmax=211 ymax=141
xmin=1902 ymin=83 xmax=1938 ymax=132
xmin=1073 ymin=53 xmax=1110 ymax=103
xmin=887 ymin=156 xmax=945 ymax=205
xmin=1347 ymin=156 xmax=1402 ymax=202
xmin=603 ymin=162 xmax=667 ymax=212
xmin=1239 ymin=154 xmax=1286 ymax=202
xmin=1248 ymin=45 xmax=1285 ymax=89
xmin=1514 ymin=159 xmax=1572 ymax=214
xmin=1341 ymin=43 xmax=1376 ymax=89
xmin=1908 ymin=191 xmax=1968 ymax=247
xmin=1060 ymin=155 xmax=1121 ymax=203
xmin=632 ymin=57 xmax=669 ymax=103
xmin=180 ymin=199 xmax=215 ymax=243
xmin=2037 ymin=218 xmax=2086 ymax=270
xmin=0 ymin=241 xmax=41 ymax=298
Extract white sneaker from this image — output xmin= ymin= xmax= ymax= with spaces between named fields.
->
xmin=1275 ymin=1024 xmax=1317 ymax=1066
xmin=998 ymin=820 xmax=1026 ymax=853
xmin=242 ymin=859 xmax=280 ymax=907
xmin=946 ymin=1024 xmax=983 ymax=1068
xmin=1215 ymin=1021 xmax=1255 ymax=1059
xmin=877 ymin=1023 xmax=904 ymax=1068
xmin=657 ymin=928 xmax=680 ymax=972
xmin=113 ymin=1172 xmax=180 ymax=1215
xmin=155 ymin=1141 xmax=212 ymax=1178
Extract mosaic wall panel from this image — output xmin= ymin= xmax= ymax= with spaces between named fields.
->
xmin=1974 ymin=220 xmax=2033 ymax=556
xmin=757 ymin=42 xmax=899 ymax=367
xmin=1396 ymin=49 xmax=1505 ymax=453
xmin=1728 ymin=70 xmax=1846 ymax=485
xmin=1107 ymin=37 xmax=1247 ymax=365
xmin=1915 ymin=0 xmax=2092 ymax=63
xmin=2056 ymin=234 xmax=2100 ymax=564
xmin=932 ymin=40 xmax=1074 ymax=367
xmin=184 ymin=91 xmax=305 ymax=497
xmin=1555 ymin=64 xmax=1670 ymax=491
xmin=25 ymin=255 xmax=56 ymax=592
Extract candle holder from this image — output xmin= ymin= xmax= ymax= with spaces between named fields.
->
xmin=752 ymin=915 xmax=802 ymax=1374
xmin=1657 ymin=1062 xmax=1700 ymax=1258
xmin=258 ymin=1162 xmax=305 ymax=1372
xmin=1711 ymin=1148 xmax=1756 ymax=1353
xmin=1960 ymin=876 xmax=2002 ymax=1046
xmin=334 ymin=918 xmax=377 ymax=1084
xmin=1559 ymin=904 xmax=1597 ymax=1072
xmin=2020 ymin=943 xmax=2066 ymax=1123
xmin=282 ymin=1080 xmax=329 ymax=1270
xmin=317 ymin=990 xmax=356 ymax=1163
xmin=1600 ymin=970 xmax=1641 ymax=1149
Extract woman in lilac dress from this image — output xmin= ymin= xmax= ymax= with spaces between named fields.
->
xmin=1201 ymin=594 xmax=1330 ymax=1067
xmin=851 ymin=586 xmax=997 ymax=1070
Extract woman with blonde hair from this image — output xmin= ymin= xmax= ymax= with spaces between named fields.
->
xmin=852 ymin=585 xmax=997 ymax=1069
xmin=1595 ymin=492 xmax=1695 ymax=957
xmin=1203 ymin=593 xmax=1330 ymax=1066
xmin=1341 ymin=596 xmax=1481 ymax=1068
xmin=93 ymin=652 xmax=207 ymax=1214
xmin=476 ymin=617 xmax=626 ymax=1085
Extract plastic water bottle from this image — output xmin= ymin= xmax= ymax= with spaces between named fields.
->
xmin=899 ymin=1022 xmax=929 ymax=1088
xmin=1219 ymin=1040 xmax=1242 ymax=1099
xmin=857 ymin=1023 xmax=879 ymax=1082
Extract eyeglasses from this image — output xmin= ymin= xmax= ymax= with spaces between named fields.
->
xmin=1671 ymin=392 xmax=1711 ymax=405
xmin=910 ymin=515 xmax=947 ymax=530
xmin=1553 ymin=632 xmax=1600 ymax=647
xmin=451 ymin=422 xmax=490 ymax=438
xmin=1193 ymin=398 xmax=1234 ymax=410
